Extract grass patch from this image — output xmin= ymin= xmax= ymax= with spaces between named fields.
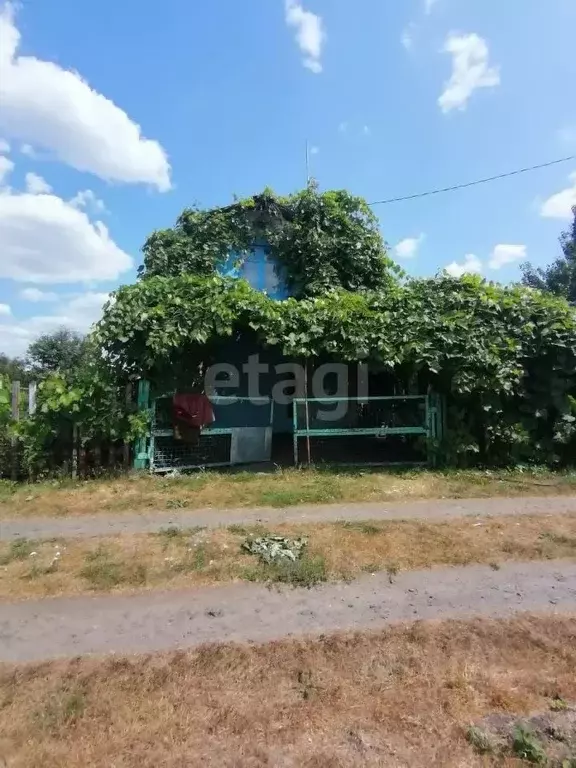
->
xmin=338 ymin=520 xmax=381 ymax=535
xmin=1 ymin=512 xmax=576 ymax=600
xmin=79 ymin=547 xmax=147 ymax=590
xmin=169 ymin=544 xmax=208 ymax=573
xmin=244 ymin=554 xmax=327 ymax=588
xmin=466 ymin=725 xmax=495 ymax=755
xmin=32 ymin=688 xmax=86 ymax=733
xmin=1 ymin=466 xmax=576 ymax=519
xmin=1 ymin=616 xmax=575 ymax=767
xmin=258 ymin=484 xmax=343 ymax=507
xmin=0 ymin=537 xmax=38 ymax=564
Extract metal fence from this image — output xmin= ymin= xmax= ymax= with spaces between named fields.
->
xmin=292 ymin=394 xmax=444 ymax=466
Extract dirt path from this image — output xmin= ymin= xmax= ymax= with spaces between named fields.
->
xmin=1 ymin=560 xmax=574 ymax=663
xmin=1 ymin=495 xmax=575 ymax=542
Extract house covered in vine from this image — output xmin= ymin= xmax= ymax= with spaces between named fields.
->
xmin=96 ymin=187 xmax=576 ymax=472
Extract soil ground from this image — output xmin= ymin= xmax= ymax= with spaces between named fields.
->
xmin=1 ymin=615 xmax=575 ymax=767
xmin=1 ymin=560 xmax=575 ymax=663
xmin=2 ymin=493 xmax=575 ymax=541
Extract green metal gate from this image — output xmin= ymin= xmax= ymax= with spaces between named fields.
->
xmin=292 ymin=394 xmax=444 ymax=466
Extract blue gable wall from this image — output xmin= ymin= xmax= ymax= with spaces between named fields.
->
xmin=219 ymin=241 xmax=291 ymax=300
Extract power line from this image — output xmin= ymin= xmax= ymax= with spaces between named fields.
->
xmin=368 ymin=155 xmax=575 ymax=206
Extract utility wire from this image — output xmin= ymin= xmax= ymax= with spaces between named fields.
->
xmin=369 ymin=155 xmax=575 ymax=206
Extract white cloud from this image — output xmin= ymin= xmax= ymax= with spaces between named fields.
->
xmin=70 ymin=188 xmax=107 ymax=213
xmin=20 ymin=143 xmax=35 ymax=157
xmin=488 ymin=244 xmax=526 ymax=269
xmin=0 ymin=4 xmax=171 ymax=190
xmin=0 ymin=303 xmax=11 ymax=316
xmin=444 ymin=254 xmax=483 ymax=277
xmin=394 ymin=234 xmax=425 ymax=259
xmin=401 ymin=24 xmax=415 ymax=51
xmin=0 ymin=187 xmax=133 ymax=283
xmin=438 ymin=33 xmax=500 ymax=113
xmin=25 ymin=171 xmax=52 ymax=195
xmin=540 ymin=171 xmax=576 ymax=220
xmin=0 ymin=138 xmax=10 ymax=153
xmin=285 ymin=0 xmax=325 ymax=74
xmin=19 ymin=288 xmax=59 ymax=302
xmin=0 ymin=154 xmax=14 ymax=184
xmin=0 ymin=291 xmax=110 ymax=357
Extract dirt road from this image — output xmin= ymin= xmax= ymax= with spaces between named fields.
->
xmin=1 ymin=495 xmax=575 ymax=541
xmin=1 ymin=560 xmax=574 ymax=663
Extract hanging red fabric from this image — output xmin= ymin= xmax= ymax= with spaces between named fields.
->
xmin=173 ymin=394 xmax=215 ymax=443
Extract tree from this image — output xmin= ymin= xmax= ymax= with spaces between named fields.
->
xmin=521 ymin=206 xmax=576 ymax=302
xmin=26 ymin=328 xmax=88 ymax=376
xmin=0 ymin=353 xmax=28 ymax=382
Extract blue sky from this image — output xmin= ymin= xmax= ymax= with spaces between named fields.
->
xmin=0 ymin=0 xmax=575 ymax=357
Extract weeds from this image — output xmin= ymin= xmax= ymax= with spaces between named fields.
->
xmin=169 ymin=544 xmax=207 ymax=573
xmin=338 ymin=521 xmax=381 ymax=535
xmin=0 ymin=537 xmax=38 ymax=565
xmin=512 ymin=724 xmax=548 ymax=764
xmin=258 ymin=486 xmax=342 ymax=508
xmin=550 ymin=696 xmax=569 ymax=712
xmin=33 ymin=688 xmax=86 ymax=733
xmin=158 ymin=525 xmax=183 ymax=539
xmin=540 ymin=532 xmax=576 ymax=548
xmin=228 ymin=523 xmax=270 ymax=537
xmin=296 ymin=670 xmax=319 ymax=700
xmin=466 ymin=725 xmax=495 ymax=755
xmin=166 ymin=498 xmax=187 ymax=510
xmin=80 ymin=547 xmax=147 ymax=590
xmin=265 ymin=554 xmax=327 ymax=587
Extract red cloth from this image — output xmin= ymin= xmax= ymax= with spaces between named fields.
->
xmin=173 ymin=394 xmax=215 ymax=429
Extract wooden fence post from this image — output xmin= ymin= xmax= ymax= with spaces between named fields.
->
xmin=10 ymin=380 xmax=20 ymax=481
xmin=28 ymin=382 xmax=37 ymax=416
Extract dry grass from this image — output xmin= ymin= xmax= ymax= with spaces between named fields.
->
xmin=0 ymin=615 xmax=575 ymax=767
xmin=1 ymin=467 xmax=576 ymax=519
xmin=1 ymin=513 xmax=575 ymax=601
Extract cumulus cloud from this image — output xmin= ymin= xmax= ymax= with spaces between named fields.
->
xmin=394 ymin=234 xmax=425 ymax=259
xmin=444 ymin=254 xmax=483 ymax=277
xmin=25 ymin=172 xmax=52 ymax=194
xmin=401 ymin=24 xmax=415 ymax=51
xmin=488 ymin=243 xmax=526 ymax=269
xmin=70 ymin=188 xmax=107 ymax=213
xmin=0 ymin=291 xmax=110 ymax=357
xmin=438 ymin=33 xmax=500 ymax=113
xmin=0 ymin=138 xmax=10 ymax=153
xmin=0 ymin=303 xmax=11 ymax=316
xmin=540 ymin=171 xmax=576 ymax=219
xmin=0 ymin=154 xmax=14 ymax=184
xmin=285 ymin=0 xmax=325 ymax=73
xmin=0 ymin=4 xmax=171 ymax=190
xmin=0 ymin=187 xmax=133 ymax=283
xmin=19 ymin=288 xmax=59 ymax=302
